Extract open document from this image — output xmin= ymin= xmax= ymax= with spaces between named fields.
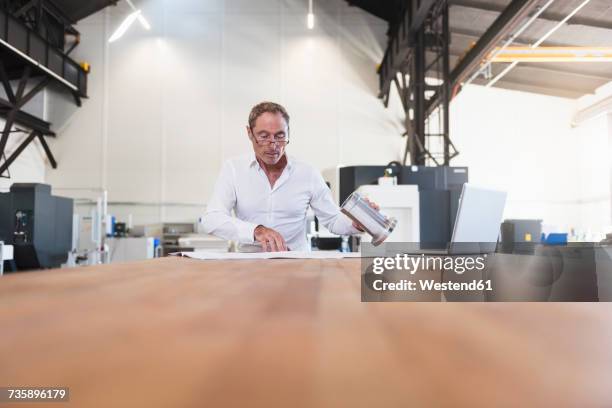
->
xmin=172 ymin=251 xmax=362 ymax=260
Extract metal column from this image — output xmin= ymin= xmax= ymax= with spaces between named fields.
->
xmin=0 ymin=61 xmax=54 ymax=177
xmin=394 ymin=0 xmax=456 ymax=166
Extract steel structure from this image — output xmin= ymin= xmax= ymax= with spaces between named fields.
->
xmin=0 ymin=64 xmax=55 ymax=178
xmin=0 ymin=0 xmax=108 ymax=178
xmin=380 ymin=0 xmax=543 ymax=165
xmin=379 ymin=0 xmax=455 ymax=165
xmin=349 ymin=0 xmax=550 ymax=165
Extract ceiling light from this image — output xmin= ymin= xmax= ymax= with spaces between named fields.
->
xmin=487 ymin=0 xmax=593 ymax=87
xmin=464 ymin=0 xmax=555 ymax=86
xmin=137 ymin=14 xmax=151 ymax=30
xmin=126 ymin=0 xmax=151 ymax=30
xmin=307 ymin=0 xmax=314 ymax=29
xmin=108 ymin=0 xmax=151 ymax=43
xmin=108 ymin=10 xmax=141 ymax=43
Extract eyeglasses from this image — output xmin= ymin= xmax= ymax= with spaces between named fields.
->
xmin=255 ymin=136 xmax=289 ymax=146
xmin=250 ymin=129 xmax=290 ymax=146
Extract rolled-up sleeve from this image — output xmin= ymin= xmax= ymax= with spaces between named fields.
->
xmin=309 ymin=170 xmax=360 ymax=236
xmin=203 ymin=161 xmax=258 ymax=244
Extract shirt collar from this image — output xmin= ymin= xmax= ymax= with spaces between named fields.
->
xmin=248 ymin=152 xmax=258 ymax=169
xmin=249 ymin=152 xmax=293 ymax=172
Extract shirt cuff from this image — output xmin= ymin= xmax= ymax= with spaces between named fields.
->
xmin=237 ymin=221 xmax=258 ymax=244
xmin=340 ymin=213 xmax=362 ymax=235
xmin=348 ymin=224 xmax=362 ymax=235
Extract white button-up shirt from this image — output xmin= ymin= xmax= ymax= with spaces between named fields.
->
xmin=204 ymin=153 xmax=358 ymax=251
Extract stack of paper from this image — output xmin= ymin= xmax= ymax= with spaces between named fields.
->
xmin=172 ymin=251 xmax=362 ymax=260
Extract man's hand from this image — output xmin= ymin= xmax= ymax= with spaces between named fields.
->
xmin=352 ymin=197 xmax=380 ymax=232
xmin=254 ymin=225 xmax=288 ymax=252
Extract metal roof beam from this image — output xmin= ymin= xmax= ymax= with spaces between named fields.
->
xmin=434 ymin=47 xmax=612 ymax=81
xmin=450 ymin=0 xmax=541 ymax=87
xmin=0 ymin=98 xmax=54 ymax=136
xmin=450 ymin=27 xmax=572 ymax=47
xmin=425 ymin=0 xmax=541 ymax=116
xmin=449 ymin=0 xmax=612 ymax=31
xmin=377 ymin=0 xmax=442 ymax=105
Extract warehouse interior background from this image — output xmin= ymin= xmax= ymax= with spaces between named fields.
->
xmin=1 ymin=0 xmax=611 ymax=249
xmin=3 ymin=2 xmax=612 ymax=404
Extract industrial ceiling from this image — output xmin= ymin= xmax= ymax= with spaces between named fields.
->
xmin=348 ymin=0 xmax=612 ymax=99
xmin=49 ymin=0 xmax=118 ymax=23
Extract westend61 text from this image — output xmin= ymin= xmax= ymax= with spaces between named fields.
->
xmin=372 ymin=279 xmax=493 ymax=292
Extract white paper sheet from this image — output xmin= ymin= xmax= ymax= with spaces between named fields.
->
xmin=172 ymin=251 xmax=362 ymax=260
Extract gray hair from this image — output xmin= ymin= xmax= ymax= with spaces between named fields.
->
xmin=248 ymin=102 xmax=290 ymax=130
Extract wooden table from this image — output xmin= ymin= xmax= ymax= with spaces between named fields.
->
xmin=0 ymin=257 xmax=611 ymax=407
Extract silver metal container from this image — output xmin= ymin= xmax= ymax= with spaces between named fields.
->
xmin=340 ymin=192 xmax=397 ymax=246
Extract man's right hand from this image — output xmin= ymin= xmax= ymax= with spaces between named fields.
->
xmin=253 ymin=225 xmax=288 ymax=252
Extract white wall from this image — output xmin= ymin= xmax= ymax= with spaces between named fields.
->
xmin=574 ymin=114 xmax=611 ymax=238
xmin=451 ymin=84 xmax=577 ymax=231
xmin=451 ymin=84 xmax=611 ymax=237
xmin=45 ymin=0 xmax=404 ymax=225
xmin=6 ymin=0 xmax=605 ymax=236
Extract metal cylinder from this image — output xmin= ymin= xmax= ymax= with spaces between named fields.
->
xmin=340 ymin=192 xmax=397 ymax=246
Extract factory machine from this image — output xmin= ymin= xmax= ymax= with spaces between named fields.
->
xmin=0 ymin=183 xmax=73 ymax=270
xmin=338 ymin=164 xmax=468 ymax=247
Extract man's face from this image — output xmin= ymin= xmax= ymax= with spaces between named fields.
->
xmin=248 ymin=112 xmax=288 ymax=166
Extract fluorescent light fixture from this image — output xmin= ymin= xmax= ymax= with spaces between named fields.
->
xmin=108 ymin=0 xmax=151 ymax=43
xmin=307 ymin=13 xmax=314 ymax=29
xmin=137 ymin=14 xmax=151 ymax=30
xmin=108 ymin=9 xmax=141 ymax=43
xmin=126 ymin=0 xmax=150 ymax=29
xmin=464 ymin=0 xmax=555 ymax=86
xmin=489 ymin=46 xmax=612 ymax=62
xmin=487 ymin=0 xmax=593 ymax=87
xmin=307 ymin=0 xmax=314 ymax=29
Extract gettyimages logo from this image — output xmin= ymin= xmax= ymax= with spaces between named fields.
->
xmin=371 ymin=253 xmax=487 ymax=275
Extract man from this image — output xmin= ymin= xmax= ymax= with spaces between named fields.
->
xmin=204 ymin=102 xmax=375 ymax=252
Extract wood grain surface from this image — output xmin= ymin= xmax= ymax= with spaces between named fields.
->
xmin=0 ymin=257 xmax=611 ymax=407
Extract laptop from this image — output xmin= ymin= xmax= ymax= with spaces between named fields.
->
xmin=410 ymin=183 xmax=507 ymax=255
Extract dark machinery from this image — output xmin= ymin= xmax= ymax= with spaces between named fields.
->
xmin=339 ymin=164 xmax=467 ymax=204
xmin=0 ymin=183 xmax=73 ymax=270
xmin=500 ymin=219 xmax=543 ymax=254
xmin=339 ymin=164 xmax=468 ymax=246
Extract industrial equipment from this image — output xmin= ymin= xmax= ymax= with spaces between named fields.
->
xmin=339 ymin=164 xmax=468 ymax=204
xmin=401 ymin=184 xmax=507 ymax=255
xmin=107 ymin=237 xmax=156 ymax=263
xmin=500 ymin=219 xmax=543 ymax=254
xmin=162 ymin=222 xmax=196 ymax=256
xmin=0 ymin=241 xmax=14 ymax=275
xmin=338 ymin=164 xmax=468 ymax=246
xmin=0 ymin=183 xmax=73 ymax=270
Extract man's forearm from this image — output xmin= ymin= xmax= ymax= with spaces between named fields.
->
xmin=326 ymin=213 xmax=361 ymax=236
xmin=203 ymin=211 xmax=258 ymax=244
